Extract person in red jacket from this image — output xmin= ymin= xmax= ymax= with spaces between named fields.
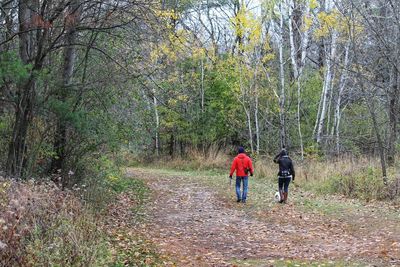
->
xmin=229 ymin=146 xmax=254 ymax=203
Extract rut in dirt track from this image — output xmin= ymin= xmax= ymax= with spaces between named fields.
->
xmin=128 ymin=168 xmax=400 ymax=266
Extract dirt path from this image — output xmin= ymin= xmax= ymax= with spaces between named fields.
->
xmin=127 ymin=168 xmax=400 ymax=266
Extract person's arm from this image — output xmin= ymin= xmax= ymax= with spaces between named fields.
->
xmin=290 ymin=161 xmax=295 ymax=180
xmin=273 ymin=153 xmax=280 ymax=163
xmin=248 ymin=158 xmax=254 ymax=176
xmin=229 ymin=158 xmax=237 ymax=178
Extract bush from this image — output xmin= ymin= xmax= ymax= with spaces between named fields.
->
xmin=0 ymin=177 xmax=111 ymax=266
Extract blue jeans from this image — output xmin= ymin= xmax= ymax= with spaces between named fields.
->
xmin=236 ymin=176 xmax=248 ymax=200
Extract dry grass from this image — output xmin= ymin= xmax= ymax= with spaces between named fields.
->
xmin=0 ymin=177 xmax=110 ymax=267
xmin=282 ymin=156 xmax=399 ymax=201
xmin=149 ymin=147 xmax=231 ymax=171
xmin=146 ymin=151 xmax=400 ymax=202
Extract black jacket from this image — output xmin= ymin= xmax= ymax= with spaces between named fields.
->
xmin=273 ymin=153 xmax=295 ymax=179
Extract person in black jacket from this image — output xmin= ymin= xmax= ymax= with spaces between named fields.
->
xmin=273 ymin=148 xmax=295 ymax=203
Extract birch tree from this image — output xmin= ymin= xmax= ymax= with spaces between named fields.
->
xmin=277 ymin=1 xmax=287 ymax=148
xmin=287 ymin=0 xmax=312 ymax=159
xmin=314 ymin=1 xmax=339 ymax=145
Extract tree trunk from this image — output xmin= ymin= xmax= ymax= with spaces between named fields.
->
xmin=333 ymin=40 xmax=351 ymax=154
xmin=369 ymin=98 xmax=387 ymax=183
xmin=316 ymin=31 xmax=338 ymax=144
xmin=169 ymin=133 xmax=174 ymax=158
xmin=387 ymin=65 xmax=399 ymax=166
xmin=50 ymin=0 xmax=80 ymax=180
xmin=200 ymin=57 xmax=205 ymax=113
xmin=245 ymin=107 xmax=254 ymax=154
xmin=278 ymin=2 xmax=287 ymax=148
xmin=387 ymin=18 xmax=400 ymax=166
xmin=6 ymin=0 xmax=35 ymax=177
xmin=7 ymin=79 xmax=35 ymax=177
xmin=287 ymin=0 xmax=310 ymax=159
xmin=255 ymin=79 xmax=260 ymax=155
xmin=153 ymin=91 xmax=160 ymax=157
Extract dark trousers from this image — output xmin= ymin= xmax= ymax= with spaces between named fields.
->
xmin=278 ymin=176 xmax=291 ymax=193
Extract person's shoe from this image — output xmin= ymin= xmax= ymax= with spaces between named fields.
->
xmin=283 ymin=192 xmax=288 ymax=203
xmin=242 ymin=199 xmax=246 ymax=203
xmin=237 ymin=199 xmax=241 ymax=202
xmin=279 ymin=191 xmax=284 ymax=203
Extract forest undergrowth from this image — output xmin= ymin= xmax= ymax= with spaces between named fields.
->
xmin=0 ymin=156 xmax=167 ymax=266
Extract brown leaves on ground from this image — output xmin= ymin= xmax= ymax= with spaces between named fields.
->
xmin=126 ymin=168 xmax=400 ymax=267
xmin=102 ymin=191 xmax=174 ymax=266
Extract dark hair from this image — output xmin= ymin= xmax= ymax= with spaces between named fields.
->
xmin=238 ymin=146 xmax=245 ymax=153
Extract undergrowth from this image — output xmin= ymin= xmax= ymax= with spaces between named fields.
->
xmin=0 ymin=154 xmax=166 ymax=267
xmin=0 ymin=178 xmax=111 ymax=267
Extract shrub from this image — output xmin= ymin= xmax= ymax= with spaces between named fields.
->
xmin=0 ymin=177 xmax=111 ymax=266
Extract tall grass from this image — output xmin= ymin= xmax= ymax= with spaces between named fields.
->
xmin=144 ymin=146 xmax=231 ymax=172
xmin=0 ymin=178 xmax=111 ymax=267
xmin=257 ymin=156 xmax=400 ymax=201
xmin=140 ymin=149 xmax=400 ymax=202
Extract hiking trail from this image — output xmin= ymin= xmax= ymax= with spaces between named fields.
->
xmin=126 ymin=168 xmax=400 ymax=266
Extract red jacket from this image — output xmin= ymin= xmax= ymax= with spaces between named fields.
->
xmin=229 ymin=153 xmax=254 ymax=177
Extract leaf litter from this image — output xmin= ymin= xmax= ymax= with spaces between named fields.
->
xmin=125 ymin=168 xmax=400 ymax=266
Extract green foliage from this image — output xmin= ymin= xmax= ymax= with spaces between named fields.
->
xmin=301 ymin=71 xmax=323 ymax=143
xmin=340 ymin=103 xmax=375 ymax=152
xmin=48 ymin=98 xmax=87 ymax=129
xmin=0 ymin=51 xmax=31 ymax=85
xmin=78 ymin=155 xmax=124 ymax=208
xmin=304 ymin=145 xmax=323 ymax=160
xmin=0 ymin=115 xmax=12 ymax=168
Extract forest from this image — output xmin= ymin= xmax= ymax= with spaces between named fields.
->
xmin=1 ymin=0 xmax=400 ymax=266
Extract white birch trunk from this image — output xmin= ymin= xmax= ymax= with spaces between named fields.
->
xmin=313 ymin=87 xmax=324 ymax=138
xmin=288 ymin=0 xmax=310 ymax=160
xmin=255 ymin=82 xmax=260 ymax=155
xmin=238 ymin=61 xmax=254 ymax=153
xmin=316 ymin=30 xmax=338 ymax=144
xmin=332 ymin=40 xmax=350 ymax=153
xmin=246 ymin=106 xmax=254 ymax=154
xmin=152 ymin=88 xmax=160 ymax=156
xmin=326 ymin=69 xmax=335 ymax=134
xmin=287 ymin=0 xmax=310 ymax=159
xmin=278 ymin=2 xmax=286 ymax=148
xmin=200 ymin=57 xmax=205 ymax=113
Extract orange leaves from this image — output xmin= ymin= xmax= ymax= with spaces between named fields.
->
xmin=31 ymin=14 xmax=53 ymax=29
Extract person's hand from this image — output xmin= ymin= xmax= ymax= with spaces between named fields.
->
xmin=229 ymin=175 xmax=232 ymax=179
xmin=250 ymin=173 xmax=253 ymax=177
